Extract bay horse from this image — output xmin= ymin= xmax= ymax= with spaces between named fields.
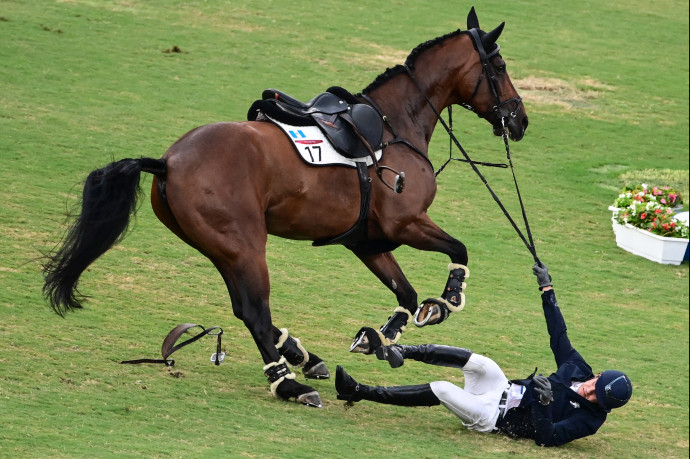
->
xmin=43 ymin=8 xmax=528 ymax=408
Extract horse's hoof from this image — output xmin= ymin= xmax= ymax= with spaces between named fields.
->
xmin=302 ymin=361 xmax=330 ymax=379
xmin=350 ymin=330 xmax=370 ymax=353
xmin=349 ymin=327 xmax=382 ymax=354
xmin=414 ymin=299 xmax=449 ymax=327
xmin=296 ymin=390 xmax=323 ymax=408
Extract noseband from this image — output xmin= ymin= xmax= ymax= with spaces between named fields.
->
xmin=461 ymin=28 xmax=523 ymax=122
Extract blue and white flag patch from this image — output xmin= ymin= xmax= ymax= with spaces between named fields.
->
xmin=267 ymin=116 xmax=381 ymax=168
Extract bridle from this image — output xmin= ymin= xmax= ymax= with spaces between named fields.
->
xmin=460 ymin=28 xmax=524 ymax=123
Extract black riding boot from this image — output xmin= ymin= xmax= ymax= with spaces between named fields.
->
xmin=335 ymin=366 xmax=440 ymax=406
xmin=376 ymin=344 xmax=472 ymax=369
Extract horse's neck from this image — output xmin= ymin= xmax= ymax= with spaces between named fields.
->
xmin=369 ymin=33 xmax=478 ymax=149
xmin=370 ymin=73 xmax=453 ymax=150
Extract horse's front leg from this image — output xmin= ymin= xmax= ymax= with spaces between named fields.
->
xmin=394 ymin=214 xmax=470 ymax=329
xmin=348 ymin=250 xmax=417 ymax=354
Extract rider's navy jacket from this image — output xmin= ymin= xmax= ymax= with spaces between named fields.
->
xmin=497 ymin=289 xmax=608 ymax=446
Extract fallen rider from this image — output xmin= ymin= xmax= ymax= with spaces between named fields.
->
xmin=335 ymin=263 xmax=633 ymax=447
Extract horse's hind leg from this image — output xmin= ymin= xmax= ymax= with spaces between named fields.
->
xmin=349 ymin=250 xmax=417 ymax=354
xmin=272 ymin=327 xmax=330 ymax=379
xmin=214 ymin=259 xmax=323 ymax=407
xmin=217 ymin=261 xmax=330 ymax=380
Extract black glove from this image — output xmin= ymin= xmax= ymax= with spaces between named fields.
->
xmin=532 ymin=262 xmax=552 ymax=290
xmin=532 ymin=374 xmax=553 ymax=405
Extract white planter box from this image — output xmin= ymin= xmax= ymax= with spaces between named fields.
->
xmin=611 ymin=218 xmax=689 ymax=265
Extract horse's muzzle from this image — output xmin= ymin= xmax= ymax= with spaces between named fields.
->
xmin=492 ymin=99 xmax=528 ymax=141
xmin=495 ymin=115 xmax=528 ymax=141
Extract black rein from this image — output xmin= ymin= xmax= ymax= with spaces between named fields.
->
xmin=374 ymin=29 xmax=538 ymax=263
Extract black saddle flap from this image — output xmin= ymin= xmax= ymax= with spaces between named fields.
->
xmin=311 ymin=112 xmax=365 ymax=158
xmin=351 ymin=104 xmax=383 ymax=152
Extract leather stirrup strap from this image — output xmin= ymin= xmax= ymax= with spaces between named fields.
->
xmin=121 ymin=323 xmax=224 ymax=367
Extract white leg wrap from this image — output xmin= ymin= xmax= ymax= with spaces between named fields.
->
xmin=263 ymin=357 xmax=296 ymax=397
xmin=376 ymin=329 xmax=390 ymax=346
xmin=394 ymin=306 xmax=413 ymax=319
xmin=379 ymin=306 xmax=413 ymax=345
xmin=392 ymin=306 xmax=412 ymax=333
xmin=275 ymin=328 xmax=309 ymax=367
xmin=448 ymin=263 xmax=470 ymax=278
xmin=440 ymin=294 xmax=465 ymax=313
xmin=275 ymin=328 xmax=289 ymax=349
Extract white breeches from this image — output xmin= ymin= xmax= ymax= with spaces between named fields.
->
xmin=430 ymin=353 xmax=509 ymax=432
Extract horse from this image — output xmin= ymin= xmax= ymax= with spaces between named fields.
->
xmin=43 ymin=7 xmax=528 ymax=408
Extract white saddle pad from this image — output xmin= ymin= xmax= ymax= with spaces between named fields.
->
xmin=267 ymin=116 xmax=382 ymax=168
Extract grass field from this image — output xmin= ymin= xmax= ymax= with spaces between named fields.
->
xmin=1 ymin=1 xmax=688 ymax=457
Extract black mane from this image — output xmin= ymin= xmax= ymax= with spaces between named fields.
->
xmin=361 ymin=29 xmax=466 ymax=95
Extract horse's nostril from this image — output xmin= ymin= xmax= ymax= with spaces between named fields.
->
xmin=522 ymin=116 xmax=529 ymax=130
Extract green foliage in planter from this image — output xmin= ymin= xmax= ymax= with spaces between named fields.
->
xmin=618 ymin=169 xmax=689 ymax=206
xmin=613 ymin=184 xmax=689 ymax=238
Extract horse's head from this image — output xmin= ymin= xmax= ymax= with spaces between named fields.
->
xmin=459 ymin=7 xmax=528 ymax=141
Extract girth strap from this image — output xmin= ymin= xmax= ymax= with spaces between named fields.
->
xmin=313 ymin=161 xmax=371 ymax=247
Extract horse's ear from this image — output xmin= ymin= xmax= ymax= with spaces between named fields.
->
xmin=467 ymin=6 xmax=480 ymax=30
xmin=482 ymin=22 xmax=505 ymax=47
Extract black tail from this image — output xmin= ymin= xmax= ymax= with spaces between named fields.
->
xmin=43 ymin=157 xmax=166 ymax=316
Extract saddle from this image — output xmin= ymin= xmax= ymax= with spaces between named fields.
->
xmin=247 ymin=87 xmax=405 ymax=247
xmin=248 ymin=86 xmax=383 ymax=161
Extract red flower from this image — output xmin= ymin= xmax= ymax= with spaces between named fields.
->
xmin=640 ymin=212 xmax=647 ymax=219
xmin=655 ymin=209 xmax=662 ymax=214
